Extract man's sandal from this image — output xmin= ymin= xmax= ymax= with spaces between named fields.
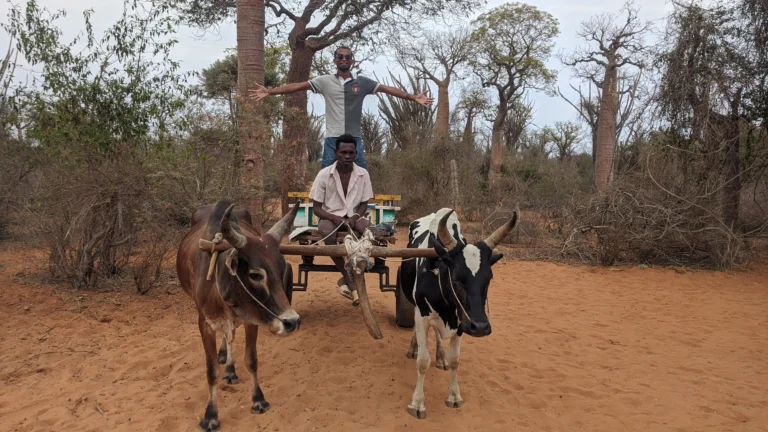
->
xmin=337 ymin=278 xmax=354 ymax=300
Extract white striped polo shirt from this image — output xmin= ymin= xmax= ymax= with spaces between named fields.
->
xmin=308 ymin=73 xmax=380 ymax=138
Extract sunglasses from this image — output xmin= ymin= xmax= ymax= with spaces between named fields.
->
xmin=335 ymin=54 xmax=354 ymax=61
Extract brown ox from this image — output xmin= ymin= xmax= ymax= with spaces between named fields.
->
xmin=177 ymin=200 xmax=301 ymax=431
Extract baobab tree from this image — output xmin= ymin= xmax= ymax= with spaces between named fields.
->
xmin=470 ymin=2 xmax=559 ymax=187
xmin=543 ymin=121 xmax=583 ymax=161
xmin=453 ymin=85 xmax=491 ymax=149
xmin=558 ymin=70 xmax=643 ymax=164
xmin=394 ymin=27 xmax=472 ymax=144
xmin=562 ymin=1 xmax=650 ymax=193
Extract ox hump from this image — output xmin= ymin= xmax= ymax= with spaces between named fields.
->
xmin=407 ymin=208 xmax=466 ymax=249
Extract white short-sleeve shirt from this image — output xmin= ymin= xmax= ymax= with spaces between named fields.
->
xmin=309 ymin=161 xmax=374 ymax=218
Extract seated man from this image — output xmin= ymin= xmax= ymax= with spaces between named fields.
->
xmin=309 ymin=133 xmax=379 ymax=300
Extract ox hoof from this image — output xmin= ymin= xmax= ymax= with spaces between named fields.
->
xmin=199 ymin=417 xmax=220 ymax=432
xmin=251 ymin=401 xmax=271 ymax=414
xmin=223 ymin=365 xmax=239 ymax=384
xmin=407 ymin=406 xmax=426 ymax=419
xmin=406 ymin=351 xmax=417 ymax=359
xmin=445 ymin=397 xmax=464 ymax=408
xmin=435 ymin=358 xmax=449 ymax=370
xmin=223 ymin=374 xmax=239 ymax=385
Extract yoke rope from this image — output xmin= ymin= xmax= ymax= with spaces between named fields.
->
xmin=344 ymin=229 xmax=375 ymax=274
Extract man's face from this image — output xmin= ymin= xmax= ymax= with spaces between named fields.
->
xmin=335 ymin=142 xmax=356 ymax=167
xmin=334 ymin=49 xmax=354 ymax=72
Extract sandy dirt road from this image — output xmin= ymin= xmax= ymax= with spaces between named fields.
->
xmin=1 ymin=242 xmax=766 ymax=431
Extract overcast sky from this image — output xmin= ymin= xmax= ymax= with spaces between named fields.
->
xmin=0 ymin=0 xmax=675 ymax=140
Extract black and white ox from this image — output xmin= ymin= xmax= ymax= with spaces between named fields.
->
xmin=399 ymin=207 xmax=518 ymax=419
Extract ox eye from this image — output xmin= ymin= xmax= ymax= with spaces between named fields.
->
xmin=248 ymin=272 xmax=265 ymax=282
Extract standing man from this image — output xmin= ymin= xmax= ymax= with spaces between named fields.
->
xmin=248 ymin=46 xmax=434 ymax=169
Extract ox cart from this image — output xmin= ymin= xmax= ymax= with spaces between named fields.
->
xmin=282 ymin=191 xmax=416 ymax=330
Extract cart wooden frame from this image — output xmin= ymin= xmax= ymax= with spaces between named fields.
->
xmin=283 ymin=192 xmax=416 ymax=330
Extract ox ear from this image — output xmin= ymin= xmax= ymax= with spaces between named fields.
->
xmin=490 ymin=253 xmax=504 ymax=266
xmin=225 ymin=249 xmax=240 ymax=276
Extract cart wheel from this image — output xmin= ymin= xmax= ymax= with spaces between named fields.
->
xmin=283 ymin=264 xmax=294 ymax=304
xmin=395 ymin=267 xmax=415 ymax=328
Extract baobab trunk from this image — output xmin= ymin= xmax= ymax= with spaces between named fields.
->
xmin=435 ymin=82 xmax=450 ymax=144
xmin=489 ymin=105 xmax=507 ymax=187
xmin=237 ymin=0 xmax=266 ymax=227
xmin=280 ymin=43 xmax=313 ymax=215
xmin=462 ymin=112 xmax=474 ymax=148
xmin=594 ymin=64 xmax=619 ymax=193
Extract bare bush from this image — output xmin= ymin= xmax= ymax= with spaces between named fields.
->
xmin=26 ymin=145 xmax=169 ymax=291
xmin=560 ymin=143 xmax=765 ymax=269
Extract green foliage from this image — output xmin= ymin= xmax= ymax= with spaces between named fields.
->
xmin=376 ymin=70 xmax=435 ymax=150
xmin=198 ymin=45 xmax=289 ymax=99
xmin=4 ymin=0 xmax=191 ymax=152
xmin=199 ymin=51 xmax=238 ymax=100
xmin=197 ymin=45 xmax=290 ymax=125
xmin=470 ymin=3 xmax=559 ymax=98
xmin=361 ymin=112 xmax=386 ymax=155
xmin=542 ymin=121 xmax=583 ymax=160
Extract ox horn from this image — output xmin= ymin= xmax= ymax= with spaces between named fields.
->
xmin=266 ymin=199 xmax=302 ymax=241
xmin=483 ymin=209 xmax=519 ymax=249
xmin=437 ymin=209 xmax=458 ymax=251
xmin=221 ymin=204 xmax=247 ymax=249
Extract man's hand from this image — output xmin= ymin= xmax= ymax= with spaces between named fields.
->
xmin=331 ymin=215 xmax=347 ymax=226
xmin=413 ymin=90 xmax=434 ymax=108
xmin=347 ymin=213 xmax=361 ymax=226
xmin=248 ymin=83 xmax=271 ymax=101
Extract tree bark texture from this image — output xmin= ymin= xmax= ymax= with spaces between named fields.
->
xmin=237 ymin=0 xmax=267 ymax=227
xmin=594 ymin=63 xmax=618 ymax=193
xmin=489 ymin=99 xmax=507 ymax=187
xmin=435 ymin=82 xmax=450 ymax=144
xmin=280 ymin=36 xmax=313 ymax=215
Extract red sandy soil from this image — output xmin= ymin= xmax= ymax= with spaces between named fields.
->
xmin=0 ymin=240 xmax=766 ymax=432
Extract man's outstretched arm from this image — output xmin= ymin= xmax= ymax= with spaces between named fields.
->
xmin=375 ymin=85 xmax=434 ymax=107
xmin=248 ymin=82 xmax=312 ymax=101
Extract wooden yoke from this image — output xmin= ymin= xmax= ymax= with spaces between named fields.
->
xmin=200 ymin=238 xmax=440 ymax=259
xmin=200 ymin=236 xmax=439 ymax=340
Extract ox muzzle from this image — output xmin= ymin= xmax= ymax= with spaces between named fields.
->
xmin=269 ymin=308 xmax=301 ymax=336
xmin=460 ymin=318 xmax=492 ymax=337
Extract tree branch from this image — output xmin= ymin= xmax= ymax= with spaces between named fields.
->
xmin=322 ymin=12 xmax=385 ymax=47
xmin=305 ymin=0 xmax=348 ymax=36
xmin=266 ymin=0 xmax=298 ymax=21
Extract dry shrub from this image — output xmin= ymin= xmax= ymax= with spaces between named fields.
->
xmin=366 ymin=138 xmax=594 ymax=258
xmin=456 ymin=151 xmax=593 ymax=254
xmin=147 ymin=110 xmax=246 ymax=227
xmin=27 ymin=144 xmax=175 ymax=292
xmin=369 ymin=139 xmax=489 ymax=221
xmin=560 ymin=143 xmax=763 ymax=269
xmin=0 ymin=133 xmax=42 ymax=241
xmin=22 ymin=111 xmax=252 ymax=293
